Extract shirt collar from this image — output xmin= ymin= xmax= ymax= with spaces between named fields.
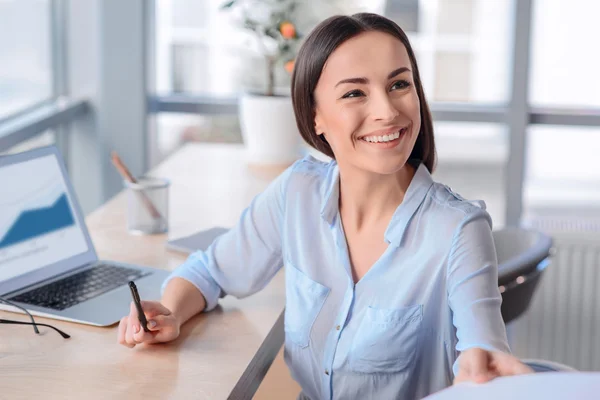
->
xmin=320 ymin=161 xmax=434 ymax=247
xmin=320 ymin=161 xmax=341 ymax=225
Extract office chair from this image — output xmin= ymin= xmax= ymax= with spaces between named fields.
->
xmin=493 ymin=228 xmax=579 ymax=373
xmin=493 ymin=227 xmax=553 ymax=324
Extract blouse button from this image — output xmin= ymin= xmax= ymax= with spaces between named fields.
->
xmin=325 ymin=369 xmax=329 ymax=375
xmin=336 ymin=325 xmax=341 ymax=331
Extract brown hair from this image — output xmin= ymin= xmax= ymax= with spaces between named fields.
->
xmin=291 ymin=13 xmax=436 ymax=172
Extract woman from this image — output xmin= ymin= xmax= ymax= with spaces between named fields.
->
xmin=118 ymin=13 xmax=532 ymax=399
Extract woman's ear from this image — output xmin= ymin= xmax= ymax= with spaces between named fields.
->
xmin=314 ymin=113 xmax=324 ymax=136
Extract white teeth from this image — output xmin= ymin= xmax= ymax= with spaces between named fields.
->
xmin=361 ymin=130 xmax=402 ymax=143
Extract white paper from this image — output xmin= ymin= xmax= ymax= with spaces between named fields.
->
xmin=424 ymin=372 xmax=600 ymax=400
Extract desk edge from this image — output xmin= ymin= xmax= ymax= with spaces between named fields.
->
xmin=228 ymin=309 xmax=286 ymax=400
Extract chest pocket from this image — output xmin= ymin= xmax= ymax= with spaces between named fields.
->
xmin=284 ymin=264 xmax=330 ymax=348
xmin=349 ymin=304 xmax=423 ymax=374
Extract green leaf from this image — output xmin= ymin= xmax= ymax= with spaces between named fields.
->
xmin=220 ymin=0 xmax=236 ymax=9
xmin=244 ymin=21 xmax=259 ymax=31
xmin=264 ymin=28 xmax=279 ymax=39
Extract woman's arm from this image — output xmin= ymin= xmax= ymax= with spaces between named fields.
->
xmin=446 ymin=210 xmax=509 ymax=355
xmin=119 ymin=164 xmax=297 ymax=347
xmin=160 ymin=163 xmax=295 ymax=314
xmin=161 ymin=277 xmax=207 ymax=326
xmin=447 ymin=209 xmax=531 ymax=382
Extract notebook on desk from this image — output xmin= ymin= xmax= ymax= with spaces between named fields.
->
xmin=166 ymin=227 xmax=229 ymax=254
xmin=0 ymin=145 xmax=169 ymax=326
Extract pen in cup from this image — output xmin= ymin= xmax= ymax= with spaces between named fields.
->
xmin=128 ymin=281 xmax=150 ymax=332
xmin=111 ymin=151 xmax=164 ymax=222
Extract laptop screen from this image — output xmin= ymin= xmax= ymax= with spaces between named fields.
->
xmin=0 ymin=153 xmax=89 ymax=282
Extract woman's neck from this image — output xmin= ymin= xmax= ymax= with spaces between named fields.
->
xmin=338 ymin=162 xmax=416 ymax=233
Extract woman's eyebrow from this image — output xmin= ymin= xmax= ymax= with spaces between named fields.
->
xmin=334 ymin=66 xmax=412 ymax=88
xmin=335 ymin=76 xmax=368 ymax=87
xmin=387 ymin=66 xmax=411 ymax=79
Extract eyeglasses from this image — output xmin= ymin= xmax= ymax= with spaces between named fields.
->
xmin=0 ymin=296 xmax=70 ymax=339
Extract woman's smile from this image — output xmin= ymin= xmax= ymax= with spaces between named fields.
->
xmin=357 ymin=125 xmax=411 ymax=150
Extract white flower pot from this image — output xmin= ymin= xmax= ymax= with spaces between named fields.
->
xmin=239 ymin=92 xmax=303 ymax=168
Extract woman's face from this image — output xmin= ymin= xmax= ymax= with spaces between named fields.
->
xmin=313 ymin=31 xmax=421 ymax=175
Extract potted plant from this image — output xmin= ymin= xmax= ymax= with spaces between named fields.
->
xmin=221 ymin=0 xmax=305 ymax=168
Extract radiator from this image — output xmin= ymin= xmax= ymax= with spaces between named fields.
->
xmin=508 ymin=214 xmax=600 ymax=371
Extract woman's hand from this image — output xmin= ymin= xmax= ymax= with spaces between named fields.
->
xmin=454 ymin=347 xmax=534 ymax=384
xmin=117 ymin=300 xmax=181 ymax=348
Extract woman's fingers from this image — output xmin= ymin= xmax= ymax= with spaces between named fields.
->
xmin=469 ymin=349 xmax=493 ymax=383
xmin=455 ymin=348 xmax=496 ymax=384
xmin=147 ymin=314 xmax=172 ymax=331
xmin=153 ymin=315 xmax=181 ymax=342
xmin=118 ymin=301 xmax=178 ymax=347
xmin=129 ymin=315 xmax=179 ymax=344
xmin=117 ymin=316 xmax=134 ymax=348
xmin=125 ymin=302 xmax=140 ymax=346
xmin=147 ymin=318 xmax=158 ymax=330
xmin=133 ymin=325 xmax=157 ymax=344
xmin=139 ymin=300 xmax=171 ymax=318
xmin=454 ymin=348 xmax=534 ymax=385
xmin=493 ymin=352 xmax=534 ymax=376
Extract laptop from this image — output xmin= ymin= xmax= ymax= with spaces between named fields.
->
xmin=0 ymin=145 xmax=170 ymax=326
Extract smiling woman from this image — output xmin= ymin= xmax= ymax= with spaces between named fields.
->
xmin=314 ymin=31 xmax=421 ymax=170
xmin=118 ymin=12 xmax=532 ymax=400
xmin=291 ymin=15 xmax=435 ymax=177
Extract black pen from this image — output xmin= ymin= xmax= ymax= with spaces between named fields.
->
xmin=128 ymin=281 xmax=150 ymax=332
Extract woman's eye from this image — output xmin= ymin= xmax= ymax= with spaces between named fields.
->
xmin=342 ymin=90 xmax=364 ymax=99
xmin=390 ymin=80 xmax=410 ymax=91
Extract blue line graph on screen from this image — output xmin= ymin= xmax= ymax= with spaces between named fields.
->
xmin=0 ymin=192 xmax=75 ymax=250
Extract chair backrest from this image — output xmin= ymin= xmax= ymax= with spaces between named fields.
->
xmin=493 ymin=227 xmax=553 ymax=323
xmin=493 ymin=227 xmax=553 ymax=286
xmin=500 ymin=262 xmax=547 ymax=323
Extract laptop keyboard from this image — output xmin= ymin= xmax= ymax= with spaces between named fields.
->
xmin=9 ymin=264 xmax=149 ymax=311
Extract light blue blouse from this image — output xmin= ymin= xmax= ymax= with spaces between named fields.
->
xmin=162 ymin=155 xmax=510 ymax=399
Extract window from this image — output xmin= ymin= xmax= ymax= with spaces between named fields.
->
xmin=0 ymin=130 xmax=55 ymax=156
xmin=155 ymin=0 xmax=270 ymax=96
xmin=433 ymin=122 xmax=508 ymax=226
xmin=152 ymin=0 xmax=391 ymax=156
xmin=524 ymin=126 xmax=600 ymax=209
xmin=524 ymin=0 xmax=600 ymax=212
xmin=529 ymin=0 xmax=600 ymax=108
xmin=400 ymin=0 xmax=515 ymax=104
xmin=153 ymin=112 xmax=242 ymax=165
xmin=0 ymin=0 xmax=53 ymax=120
xmin=156 ymin=0 xmax=515 ymax=104
xmin=153 ymin=0 xmax=515 ymax=162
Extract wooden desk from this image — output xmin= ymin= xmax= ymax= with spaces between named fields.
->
xmin=0 ymin=144 xmax=289 ymax=400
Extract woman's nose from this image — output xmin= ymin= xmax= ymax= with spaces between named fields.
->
xmin=370 ymin=91 xmax=400 ymax=122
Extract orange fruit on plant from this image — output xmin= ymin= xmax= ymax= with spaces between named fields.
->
xmin=280 ymin=21 xmax=296 ymax=39
xmin=284 ymin=60 xmax=295 ymax=74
